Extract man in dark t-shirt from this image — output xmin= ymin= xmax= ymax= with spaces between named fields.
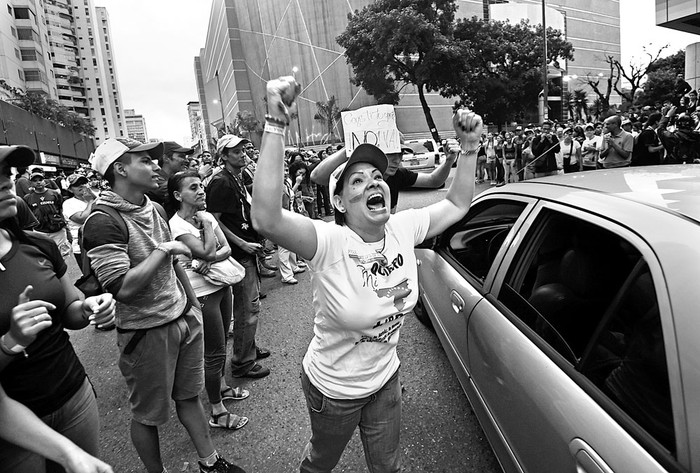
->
xmin=632 ymin=113 xmax=665 ymax=166
xmin=206 ymin=134 xmax=270 ymax=379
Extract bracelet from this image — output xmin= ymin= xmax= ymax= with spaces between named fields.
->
xmin=460 ymin=148 xmax=479 ymax=154
xmin=265 ymin=114 xmax=289 ymax=126
xmin=264 ymin=122 xmax=286 ymax=135
xmin=154 ymin=245 xmax=170 ymax=256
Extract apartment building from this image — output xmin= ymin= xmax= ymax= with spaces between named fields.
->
xmin=125 ymin=108 xmax=148 ymax=144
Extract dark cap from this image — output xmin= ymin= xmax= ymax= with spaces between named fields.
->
xmin=67 ymin=173 xmax=89 ymax=187
xmin=328 ymin=143 xmax=388 ymax=198
xmin=162 ymin=141 xmax=194 ymax=157
xmin=0 ymin=146 xmax=35 ymax=168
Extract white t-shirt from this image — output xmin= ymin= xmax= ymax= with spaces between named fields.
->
xmin=303 ymin=208 xmax=431 ymax=399
xmin=581 ymin=135 xmax=603 ymax=168
xmin=62 ymin=197 xmax=88 ymax=253
xmin=169 ymin=212 xmax=221 ymax=298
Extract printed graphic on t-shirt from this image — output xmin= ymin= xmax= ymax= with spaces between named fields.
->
xmin=357 ymin=311 xmax=406 ymax=345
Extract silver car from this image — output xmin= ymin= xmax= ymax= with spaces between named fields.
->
xmin=415 ymin=166 xmax=700 ymax=473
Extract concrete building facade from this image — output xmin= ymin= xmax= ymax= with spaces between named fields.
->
xmin=656 ymin=0 xmax=700 ymax=91
xmin=195 ymin=0 xmax=621 ymax=144
xmin=187 ymin=100 xmax=207 ymax=151
xmin=124 ymin=108 xmax=148 ymax=144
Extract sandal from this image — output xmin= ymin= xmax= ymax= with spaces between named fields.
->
xmin=209 ymin=412 xmax=249 ymax=430
xmin=221 ymin=386 xmax=249 ymax=401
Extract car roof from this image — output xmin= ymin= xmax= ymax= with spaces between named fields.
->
xmin=507 ymin=165 xmax=700 ymax=223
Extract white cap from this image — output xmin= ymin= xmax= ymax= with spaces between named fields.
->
xmin=216 ymin=135 xmax=250 ymax=154
xmin=90 ymin=138 xmax=163 ymax=176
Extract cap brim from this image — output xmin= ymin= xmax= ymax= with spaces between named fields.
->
xmin=69 ymin=177 xmax=89 ymax=187
xmin=127 ymin=141 xmax=163 ymax=162
xmin=0 ymin=146 xmax=35 ymax=167
xmin=329 ymin=143 xmax=388 ymax=199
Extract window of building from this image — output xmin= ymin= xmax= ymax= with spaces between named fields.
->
xmin=7 ymin=5 xmax=12 ymax=15
xmin=92 ymin=58 xmax=97 ymax=66
xmin=14 ymin=7 xmax=31 ymax=20
xmin=18 ymin=69 xmax=24 ymax=81
xmin=101 ymin=108 xmax=105 ymax=114
xmin=105 ymin=43 xmax=109 ymax=51
xmin=10 ymin=27 xmax=16 ymax=37
xmin=16 ymin=28 xmax=36 ymax=41
xmin=20 ymin=49 xmax=38 ymax=61
xmin=98 ymin=98 xmax=103 ymax=105
xmin=14 ymin=49 xmax=20 ymax=60
xmin=23 ymin=69 xmax=41 ymax=82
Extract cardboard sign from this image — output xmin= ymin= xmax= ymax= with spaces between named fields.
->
xmin=341 ymin=105 xmax=401 ymax=154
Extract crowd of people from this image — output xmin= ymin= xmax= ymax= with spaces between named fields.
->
xmin=470 ymin=95 xmax=700 ymax=185
xmin=3 ymin=72 xmax=699 ymax=473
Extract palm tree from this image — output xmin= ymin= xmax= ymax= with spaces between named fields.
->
xmin=314 ymin=96 xmax=341 ymax=144
xmin=573 ymin=89 xmax=589 ymax=122
xmin=563 ymin=91 xmax=575 ymax=121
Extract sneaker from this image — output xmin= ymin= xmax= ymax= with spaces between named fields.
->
xmin=199 ymin=456 xmax=246 ymax=473
xmin=255 ymin=346 xmax=271 ymax=359
xmin=281 ymin=277 xmax=298 ymax=284
xmin=259 ymin=267 xmax=276 ymax=278
xmin=296 ymin=261 xmax=308 ymax=269
xmin=292 ymin=266 xmax=306 ymax=274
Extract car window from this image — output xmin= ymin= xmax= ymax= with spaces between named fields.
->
xmin=498 ymin=209 xmax=675 ymax=453
xmin=407 ymin=141 xmax=434 ymax=154
xmin=445 ymin=200 xmax=527 ymax=283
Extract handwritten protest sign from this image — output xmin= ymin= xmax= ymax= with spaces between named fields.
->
xmin=342 ymin=105 xmax=401 ymax=154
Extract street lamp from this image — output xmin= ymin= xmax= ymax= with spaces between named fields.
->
xmin=214 ymin=71 xmax=226 ymax=133
xmin=541 ymin=0 xmax=548 ymax=123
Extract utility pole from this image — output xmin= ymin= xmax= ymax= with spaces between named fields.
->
xmin=541 ymin=0 xmax=548 ymax=123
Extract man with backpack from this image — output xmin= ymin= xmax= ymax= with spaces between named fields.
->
xmin=82 ymin=138 xmax=246 ymax=473
xmin=658 ymin=106 xmax=700 ymax=164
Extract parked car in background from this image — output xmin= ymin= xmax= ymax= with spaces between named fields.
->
xmin=414 ymin=166 xmax=700 ymax=473
xmin=401 ymin=138 xmax=440 ymax=171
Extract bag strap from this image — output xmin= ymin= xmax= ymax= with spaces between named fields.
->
xmin=152 ymin=201 xmax=168 ymax=225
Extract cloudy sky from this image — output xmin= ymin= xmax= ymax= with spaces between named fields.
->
xmin=95 ymin=0 xmax=700 ymax=142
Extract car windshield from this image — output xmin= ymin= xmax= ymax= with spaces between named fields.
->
xmin=406 ymin=141 xmax=434 ymax=153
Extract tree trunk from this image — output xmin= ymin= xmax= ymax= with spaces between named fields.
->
xmin=417 ymin=84 xmax=442 ymax=144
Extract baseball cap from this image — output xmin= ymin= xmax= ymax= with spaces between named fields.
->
xmin=216 ymin=135 xmax=250 ymax=154
xmin=162 ymin=141 xmax=194 ymax=157
xmin=584 ymin=124 xmax=595 ymax=130
xmin=328 ymin=143 xmax=388 ymax=200
xmin=621 ymin=118 xmax=632 ymax=126
xmin=67 ymin=173 xmax=89 ymax=187
xmin=30 ymin=171 xmax=45 ymax=180
xmin=90 ymin=138 xmax=163 ymax=176
xmin=0 ymin=146 xmax=35 ymax=168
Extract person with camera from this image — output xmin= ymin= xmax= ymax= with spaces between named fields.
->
xmin=530 ymin=120 xmax=561 ymax=177
xmin=658 ymin=106 xmax=700 ymax=164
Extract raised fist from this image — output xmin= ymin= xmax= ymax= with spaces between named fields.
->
xmin=453 ymin=108 xmax=483 ymax=152
xmin=266 ymin=76 xmax=301 ymax=123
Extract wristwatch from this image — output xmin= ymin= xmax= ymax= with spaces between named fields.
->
xmin=0 ymin=334 xmax=26 ymax=356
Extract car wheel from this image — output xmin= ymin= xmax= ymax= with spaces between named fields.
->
xmin=413 ymin=294 xmax=434 ymax=331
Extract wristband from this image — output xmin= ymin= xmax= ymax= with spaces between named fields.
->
xmin=264 ymin=114 xmax=289 ymax=126
xmin=264 ymin=122 xmax=286 ymax=136
xmin=1 ymin=333 xmax=26 ymax=356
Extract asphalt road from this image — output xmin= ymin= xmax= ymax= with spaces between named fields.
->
xmin=67 ymin=172 xmax=501 ymax=472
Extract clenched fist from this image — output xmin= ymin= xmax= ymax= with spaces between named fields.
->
xmin=266 ymin=76 xmax=301 ymax=124
xmin=453 ymin=108 xmax=483 ymax=153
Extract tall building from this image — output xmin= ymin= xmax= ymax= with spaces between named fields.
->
xmin=125 ymin=108 xmax=148 ymax=143
xmin=1 ymin=1 xmax=126 ymax=144
xmin=195 ymin=0 xmax=621 ymax=143
xmin=1 ymin=1 xmax=57 ymax=99
xmin=187 ymin=101 xmax=207 ymax=151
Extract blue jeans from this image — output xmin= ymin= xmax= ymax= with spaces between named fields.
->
xmin=230 ymin=254 xmax=260 ymax=376
xmin=0 ymin=377 xmax=100 ymax=472
xmin=299 ymin=368 xmax=401 ymax=473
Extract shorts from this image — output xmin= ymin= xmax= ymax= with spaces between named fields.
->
xmin=117 ymin=307 xmax=204 ymax=426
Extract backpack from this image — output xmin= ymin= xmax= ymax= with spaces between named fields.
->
xmin=75 ymin=202 xmax=167 ymax=297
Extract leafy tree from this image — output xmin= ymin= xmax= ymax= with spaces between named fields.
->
xmin=445 ymin=18 xmax=574 ymax=126
xmin=314 ymin=96 xmax=342 ymax=144
xmin=647 ymin=49 xmax=684 ymax=74
xmin=337 ymin=0 xmax=461 ymax=142
xmin=639 ymin=49 xmax=685 ymax=106
xmin=7 ymin=90 xmax=95 ymax=136
xmin=573 ymin=89 xmax=588 ymax=122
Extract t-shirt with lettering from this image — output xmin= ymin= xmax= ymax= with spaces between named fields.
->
xmin=303 ymin=207 xmax=430 ymax=399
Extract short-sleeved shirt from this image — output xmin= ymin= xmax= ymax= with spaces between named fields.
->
xmin=169 ymin=212 xmax=221 ymax=298
xmin=0 ymin=233 xmax=86 ymax=417
xmin=601 ymin=129 xmax=634 ymax=168
xmin=62 ymin=197 xmax=89 ymax=253
xmin=303 ymin=208 xmax=430 ymax=399
xmin=581 ymin=135 xmax=603 ymax=168
xmin=205 ymin=168 xmax=259 ymax=260
xmin=23 ymin=189 xmax=65 ymax=233
xmin=633 ymin=128 xmax=662 ymax=166
xmin=384 ymin=167 xmax=418 ymax=211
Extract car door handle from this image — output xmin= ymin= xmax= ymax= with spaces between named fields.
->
xmin=450 ymin=291 xmax=465 ymax=313
xmin=569 ymin=439 xmax=612 ymax=473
